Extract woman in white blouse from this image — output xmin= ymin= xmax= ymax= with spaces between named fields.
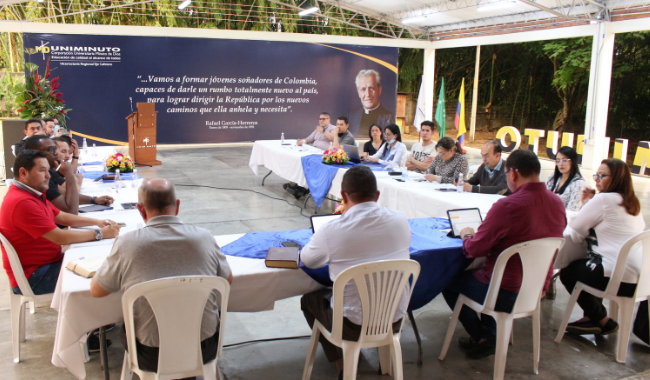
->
xmin=559 ymin=158 xmax=645 ymax=336
xmin=546 ymin=147 xmax=586 ymax=211
xmin=363 ymin=124 xmax=407 ymax=168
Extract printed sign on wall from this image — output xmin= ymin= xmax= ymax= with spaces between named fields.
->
xmin=24 ymin=33 xmax=398 ymax=144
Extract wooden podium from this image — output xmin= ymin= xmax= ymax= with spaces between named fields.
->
xmin=126 ymin=102 xmax=161 ymax=166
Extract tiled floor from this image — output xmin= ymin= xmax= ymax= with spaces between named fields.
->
xmin=0 ymin=142 xmax=649 ymax=380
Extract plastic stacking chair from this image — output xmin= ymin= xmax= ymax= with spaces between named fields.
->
xmin=468 ymin=164 xmax=481 ymax=177
xmin=120 ymin=276 xmax=230 ymax=380
xmin=302 ymin=259 xmax=421 ymax=380
xmin=0 ymin=232 xmax=55 ymax=363
xmin=555 ymin=230 xmax=650 ymax=363
xmin=439 ymin=238 xmax=565 ymax=380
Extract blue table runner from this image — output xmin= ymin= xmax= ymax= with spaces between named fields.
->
xmin=300 ymin=154 xmax=385 ymax=208
xmin=221 ymin=217 xmax=472 ymax=311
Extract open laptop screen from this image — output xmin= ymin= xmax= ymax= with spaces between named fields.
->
xmin=446 ymin=208 xmax=483 ymax=238
xmin=310 ymin=214 xmax=342 ymax=233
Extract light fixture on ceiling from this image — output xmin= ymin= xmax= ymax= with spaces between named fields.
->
xmin=590 ymin=20 xmax=598 ymax=24
xmin=298 ymin=7 xmax=319 ymax=16
xmin=178 ymin=0 xmax=191 ymax=10
xmin=402 ymin=15 xmax=428 ymax=24
xmin=477 ymin=0 xmax=516 ymax=12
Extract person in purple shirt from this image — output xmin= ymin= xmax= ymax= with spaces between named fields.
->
xmin=442 ymin=149 xmax=566 ymax=359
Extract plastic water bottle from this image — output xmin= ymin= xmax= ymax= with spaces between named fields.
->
xmin=132 ymin=168 xmax=138 ymax=188
xmin=400 ymin=167 xmax=408 ymax=179
xmin=114 ymin=168 xmax=121 ymax=192
xmin=457 ymin=172 xmax=464 ymax=193
xmin=82 ymin=138 xmax=88 ymax=154
xmin=329 ymin=141 xmax=333 ymax=150
xmin=92 ymin=143 xmax=96 ymax=157
xmin=281 ymin=132 xmax=285 ymax=144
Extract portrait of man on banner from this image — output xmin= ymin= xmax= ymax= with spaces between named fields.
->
xmin=347 ymin=69 xmax=395 ymax=138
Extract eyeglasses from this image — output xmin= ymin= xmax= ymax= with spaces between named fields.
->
xmin=501 ymin=167 xmax=517 ymax=179
xmin=43 ymin=146 xmax=59 ymax=154
xmin=593 ymin=173 xmax=611 ymax=181
xmin=318 ymin=117 xmax=329 ymax=120
xmin=555 ymin=158 xmax=571 ymax=165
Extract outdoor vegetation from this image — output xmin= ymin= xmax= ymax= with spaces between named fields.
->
xmin=1 ymin=1 xmax=649 ymax=144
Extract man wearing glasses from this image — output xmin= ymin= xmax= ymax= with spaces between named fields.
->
xmin=23 ymin=135 xmax=113 ymax=214
xmin=287 ymin=113 xmax=336 ymax=199
xmin=462 ymin=141 xmax=510 ymax=195
xmin=296 ymin=112 xmax=336 ymax=150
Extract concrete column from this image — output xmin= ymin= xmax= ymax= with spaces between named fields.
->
xmin=423 ymin=48 xmax=436 ymax=121
xmin=582 ymin=22 xmax=615 ymax=170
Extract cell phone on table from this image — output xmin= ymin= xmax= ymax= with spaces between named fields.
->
xmin=394 ymin=178 xmax=405 ymax=182
xmin=282 ymin=241 xmax=302 ymax=249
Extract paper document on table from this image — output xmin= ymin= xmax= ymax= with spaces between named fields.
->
xmin=65 ymin=255 xmax=106 ymax=278
xmin=447 ymin=208 xmax=483 ymax=237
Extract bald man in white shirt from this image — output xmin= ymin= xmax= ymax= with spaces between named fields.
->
xmin=300 ymin=166 xmax=411 ymax=378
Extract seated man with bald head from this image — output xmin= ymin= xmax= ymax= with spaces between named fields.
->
xmin=90 ymin=178 xmax=232 ymax=374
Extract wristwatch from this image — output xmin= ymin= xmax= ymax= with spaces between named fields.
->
xmin=463 ymin=234 xmax=474 ymax=240
xmin=72 ymin=156 xmax=79 ymax=160
xmin=94 ymin=229 xmax=103 ymax=241
xmin=91 ymin=196 xmax=97 ymax=204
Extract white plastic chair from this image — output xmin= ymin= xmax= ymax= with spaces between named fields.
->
xmin=555 ymin=230 xmax=650 ymax=363
xmin=354 ymin=140 xmax=359 ymax=147
xmin=302 ymin=259 xmax=421 ymax=380
xmin=0 ymin=232 xmax=54 ymax=363
xmin=120 ymin=276 xmax=230 ymax=380
xmin=468 ymin=164 xmax=480 ymax=177
xmin=439 ymin=238 xmax=565 ymax=380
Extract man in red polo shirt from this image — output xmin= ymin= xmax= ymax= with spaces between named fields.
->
xmin=0 ymin=150 xmax=121 ymax=295
xmin=442 ymin=149 xmax=566 ymax=359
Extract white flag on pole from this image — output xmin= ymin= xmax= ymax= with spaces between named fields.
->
xmin=413 ymin=77 xmax=425 ymax=132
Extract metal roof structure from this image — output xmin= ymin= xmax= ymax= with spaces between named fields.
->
xmin=1 ymin=0 xmax=649 ymax=41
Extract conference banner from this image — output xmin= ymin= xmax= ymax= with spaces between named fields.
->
xmin=23 ymin=33 xmax=398 ymax=145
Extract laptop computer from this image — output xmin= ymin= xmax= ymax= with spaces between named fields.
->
xmin=310 ymin=214 xmax=342 ymax=233
xmin=342 ymin=144 xmax=361 ymax=164
xmin=446 ymin=208 xmax=483 ymax=238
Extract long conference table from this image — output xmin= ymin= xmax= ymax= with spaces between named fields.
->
xmin=50 ymin=141 xmax=505 ymax=379
xmin=249 ymin=140 xmax=503 ymax=218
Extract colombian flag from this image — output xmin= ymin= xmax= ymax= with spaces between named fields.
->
xmin=455 ymin=78 xmax=467 ymax=147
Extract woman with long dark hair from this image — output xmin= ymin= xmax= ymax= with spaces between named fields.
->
xmin=364 ymin=124 xmax=407 ymax=167
xmin=546 ymin=146 xmax=586 ymax=211
xmin=362 ymin=124 xmax=385 ymax=157
xmin=559 ymin=158 xmax=645 ymax=336
xmin=425 ymin=137 xmax=469 ymax=184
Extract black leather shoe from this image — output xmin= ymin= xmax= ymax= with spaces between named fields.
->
xmin=458 ymin=336 xmax=479 ymax=351
xmin=600 ymin=319 xmax=619 ymax=335
xmin=566 ymin=320 xmax=602 ymax=335
xmin=466 ymin=339 xmax=496 ymax=359
xmin=87 ymin=334 xmax=112 ymax=353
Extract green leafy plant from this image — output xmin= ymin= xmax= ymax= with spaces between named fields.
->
xmin=0 ymin=71 xmax=22 ymax=117
xmin=15 ymin=59 xmax=71 ymax=125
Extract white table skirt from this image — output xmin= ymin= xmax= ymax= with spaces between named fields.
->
xmin=251 ymin=140 xmax=503 ymax=219
xmin=51 ymin=233 xmax=323 ymax=379
xmin=249 ymin=140 xmax=324 ymax=188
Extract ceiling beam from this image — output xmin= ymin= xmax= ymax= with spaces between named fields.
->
xmin=318 ymin=0 xmax=427 ymax=34
xmin=516 ymin=0 xmax=589 ymax=20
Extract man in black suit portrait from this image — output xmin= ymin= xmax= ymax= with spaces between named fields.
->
xmin=347 ymin=69 xmax=395 ymax=138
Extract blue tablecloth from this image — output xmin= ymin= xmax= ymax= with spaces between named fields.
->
xmin=300 ymin=154 xmax=385 ymax=208
xmin=81 ymin=171 xmax=140 ymax=181
xmin=221 ymin=217 xmax=472 ymax=311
